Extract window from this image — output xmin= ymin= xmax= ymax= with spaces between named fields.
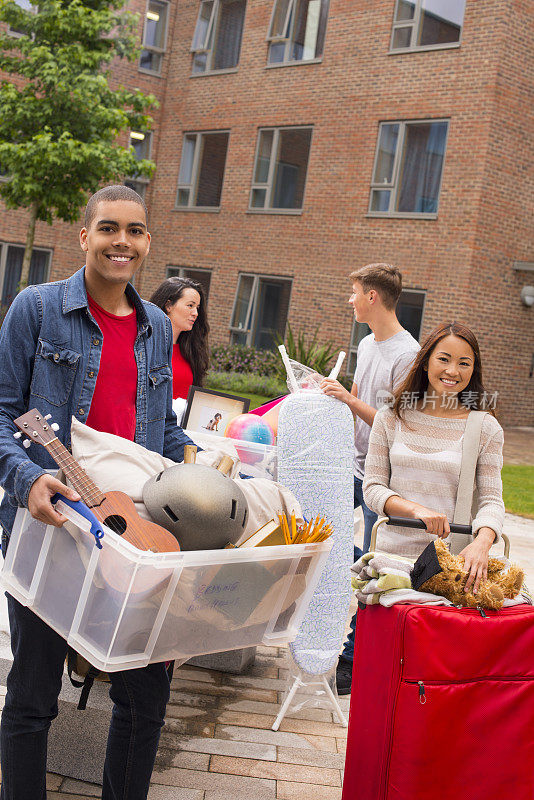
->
xmin=250 ymin=126 xmax=312 ymax=211
xmin=267 ymin=0 xmax=329 ymax=64
xmin=390 ymin=0 xmax=465 ymax=51
xmin=167 ymin=266 xmax=212 ymax=302
xmin=369 ymin=120 xmax=448 ymax=216
xmin=230 ymin=273 xmax=292 ymax=349
xmin=139 ymin=0 xmax=169 ymax=75
xmin=191 ymin=0 xmax=246 ymax=74
xmin=0 ymin=243 xmax=51 ymax=308
xmin=347 ymin=289 xmax=425 ymax=375
xmin=176 ymin=131 xmax=229 ymax=209
xmin=124 ymin=131 xmax=153 ymax=200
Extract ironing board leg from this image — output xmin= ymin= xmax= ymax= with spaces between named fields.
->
xmin=272 ymin=676 xmax=300 ymax=731
xmin=322 ymin=675 xmax=348 ymax=727
xmin=272 ymin=673 xmax=348 ymax=731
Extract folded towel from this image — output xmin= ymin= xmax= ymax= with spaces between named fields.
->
xmin=351 ymin=551 xmax=414 ymax=581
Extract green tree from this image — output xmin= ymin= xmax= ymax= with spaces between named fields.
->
xmin=0 ymin=0 xmax=157 ymax=286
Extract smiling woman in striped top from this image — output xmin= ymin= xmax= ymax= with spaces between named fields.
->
xmin=363 ymin=322 xmax=505 ymax=596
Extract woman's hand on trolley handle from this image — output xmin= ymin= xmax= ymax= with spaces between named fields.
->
xmin=384 ymin=495 xmax=450 ymax=538
xmin=460 ymin=527 xmax=496 ymax=595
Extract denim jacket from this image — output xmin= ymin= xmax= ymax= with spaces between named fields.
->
xmin=0 ymin=266 xmax=194 ymax=540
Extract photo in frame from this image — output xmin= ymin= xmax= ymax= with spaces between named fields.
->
xmin=182 ymin=386 xmax=250 ymax=437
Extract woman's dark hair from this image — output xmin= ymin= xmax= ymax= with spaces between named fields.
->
xmin=150 ymin=277 xmax=210 ymax=386
xmin=392 ymin=322 xmax=496 ymax=418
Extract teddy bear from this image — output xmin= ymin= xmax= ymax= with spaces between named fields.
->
xmin=419 ymin=539 xmax=524 ymax=610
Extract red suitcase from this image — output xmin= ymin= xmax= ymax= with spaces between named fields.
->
xmin=342 ymin=603 xmax=534 ymax=800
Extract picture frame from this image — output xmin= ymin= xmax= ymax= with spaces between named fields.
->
xmin=182 ymin=386 xmax=250 ymax=437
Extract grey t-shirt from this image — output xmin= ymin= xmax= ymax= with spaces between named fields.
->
xmin=353 ymin=329 xmax=420 ymax=478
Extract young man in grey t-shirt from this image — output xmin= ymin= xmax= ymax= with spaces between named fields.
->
xmin=321 ymin=263 xmax=420 ymax=693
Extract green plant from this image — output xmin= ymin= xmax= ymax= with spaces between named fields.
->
xmin=275 ymin=324 xmax=337 ymax=377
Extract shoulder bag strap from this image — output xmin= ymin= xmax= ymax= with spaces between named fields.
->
xmin=449 ymin=410 xmax=487 ymax=554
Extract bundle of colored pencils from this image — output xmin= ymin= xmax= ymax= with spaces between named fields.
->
xmin=277 ymin=513 xmax=333 ymax=545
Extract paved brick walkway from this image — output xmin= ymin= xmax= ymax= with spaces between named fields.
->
xmin=503 ymin=427 xmax=534 ymax=466
xmin=41 ymin=649 xmax=349 ymax=799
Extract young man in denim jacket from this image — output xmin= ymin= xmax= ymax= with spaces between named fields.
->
xmin=0 ymin=185 xmax=196 ymax=800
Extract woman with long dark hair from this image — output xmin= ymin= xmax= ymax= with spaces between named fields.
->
xmin=150 ymin=277 xmax=210 ymax=400
xmin=363 ymin=322 xmax=505 ymax=594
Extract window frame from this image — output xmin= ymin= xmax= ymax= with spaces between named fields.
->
xmin=139 ymin=0 xmax=170 ymax=76
xmin=248 ymin=125 xmax=313 ymax=215
xmin=125 ymin=130 xmax=153 ymax=198
xmin=0 ymin=242 xmax=52 ymax=305
xmin=166 ymin=265 xmax=212 ymax=301
xmin=367 ymin=118 xmax=449 ymax=219
xmin=175 ymin=129 xmax=230 ymax=212
xmin=265 ymin=0 xmax=330 ymax=67
xmin=229 ymin=272 xmax=293 ymax=347
xmin=190 ymin=0 xmax=247 ymax=76
xmin=389 ymin=0 xmax=464 ymax=54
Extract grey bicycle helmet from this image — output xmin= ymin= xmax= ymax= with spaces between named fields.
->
xmin=142 ymin=463 xmax=249 ymax=550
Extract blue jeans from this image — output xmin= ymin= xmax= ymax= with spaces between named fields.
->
xmin=0 ymin=594 xmax=170 ymax=800
xmin=340 ymin=477 xmax=378 ymax=664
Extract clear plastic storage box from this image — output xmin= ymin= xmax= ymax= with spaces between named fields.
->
xmin=184 ymin=429 xmax=278 ymax=480
xmin=2 ymin=504 xmax=330 ymax=672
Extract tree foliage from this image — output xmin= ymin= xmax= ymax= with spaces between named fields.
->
xmin=0 ymin=0 xmax=157 ymax=232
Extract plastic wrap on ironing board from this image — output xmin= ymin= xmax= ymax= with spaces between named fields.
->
xmin=277 ymin=391 xmax=354 ymax=675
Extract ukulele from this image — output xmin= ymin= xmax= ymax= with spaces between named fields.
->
xmin=14 ymin=409 xmax=181 ymax=554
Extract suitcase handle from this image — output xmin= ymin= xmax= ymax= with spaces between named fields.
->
xmin=386 ymin=516 xmax=472 ymax=535
xmin=369 ymin=516 xmax=510 ymax=558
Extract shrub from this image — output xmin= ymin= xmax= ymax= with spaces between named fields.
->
xmin=210 ymin=344 xmax=280 ymax=377
xmin=206 ymin=370 xmax=287 ymax=398
xmin=275 ymin=324 xmax=338 ymax=378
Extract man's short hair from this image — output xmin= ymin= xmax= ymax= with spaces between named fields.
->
xmin=349 ymin=263 xmax=403 ymax=310
xmin=84 ymin=185 xmax=148 ymax=228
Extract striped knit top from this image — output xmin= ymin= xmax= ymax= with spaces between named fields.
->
xmin=362 ymin=407 xmax=505 ymax=558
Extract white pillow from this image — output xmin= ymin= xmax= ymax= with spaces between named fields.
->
xmin=69 ymin=418 xmax=302 ymax=538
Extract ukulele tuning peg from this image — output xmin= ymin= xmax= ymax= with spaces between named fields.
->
xmin=22 ymin=439 xmax=31 ymax=449
xmin=51 ymin=423 xmax=59 ymax=431
xmin=13 ymin=431 xmax=22 ymax=439
xmin=44 ymin=414 xmax=52 ymax=420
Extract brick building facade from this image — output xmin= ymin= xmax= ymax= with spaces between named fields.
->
xmin=1 ymin=0 xmax=533 ymax=424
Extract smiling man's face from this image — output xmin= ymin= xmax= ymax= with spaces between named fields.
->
xmin=80 ymin=200 xmax=151 ymax=288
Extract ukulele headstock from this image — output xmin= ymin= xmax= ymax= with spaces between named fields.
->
xmin=14 ymin=409 xmax=59 ymax=450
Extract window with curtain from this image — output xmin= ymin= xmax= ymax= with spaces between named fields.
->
xmin=139 ymin=0 xmax=169 ymax=74
xmin=369 ymin=120 xmax=448 ymax=216
xmin=176 ymin=131 xmax=230 ymax=209
xmin=390 ymin=0 xmax=465 ymax=51
xmin=230 ymin=274 xmax=292 ymax=349
xmin=0 ymin=244 xmax=51 ymax=307
xmin=267 ymin=0 xmax=329 ymax=64
xmin=250 ymin=127 xmax=313 ymax=211
xmin=191 ymin=0 xmax=246 ymax=74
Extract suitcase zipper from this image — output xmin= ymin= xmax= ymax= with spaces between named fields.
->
xmin=406 ymin=674 xmax=533 ymax=707
xmin=418 ymin=680 xmax=426 ymax=704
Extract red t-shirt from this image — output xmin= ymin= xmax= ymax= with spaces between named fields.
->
xmin=86 ymin=295 xmax=138 ymax=440
xmin=172 ymin=343 xmax=194 ymax=400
